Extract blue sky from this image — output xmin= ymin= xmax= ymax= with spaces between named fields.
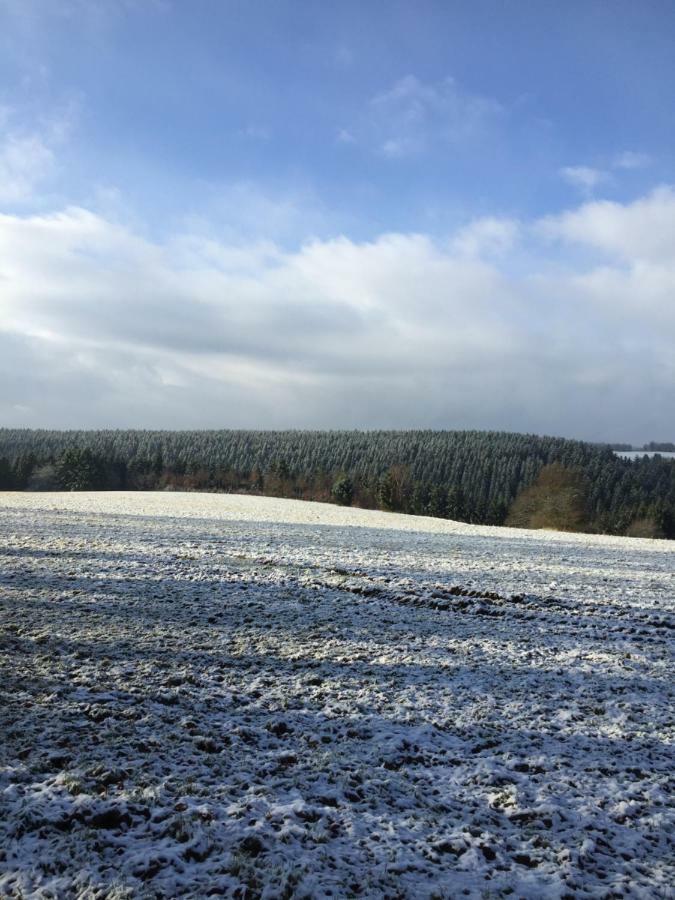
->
xmin=1 ymin=0 xmax=674 ymax=440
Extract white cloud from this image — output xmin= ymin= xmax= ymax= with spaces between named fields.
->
xmin=334 ymin=45 xmax=353 ymax=68
xmin=451 ymin=217 xmax=520 ymax=258
xmin=559 ymin=165 xmax=609 ymax=194
xmin=181 ymin=180 xmax=328 ymax=245
xmin=348 ymin=75 xmax=503 ymax=158
xmin=539 ymin=185 xmax=675 ymax=262
xmin=337 ymin=128 xmax=356 ymax=145
xmin=0 ymin=102 xmax=78 ymax=205
xmin=380 ymin=136 xmax=422 ymax=159
xmin=1 ymin=187 xmax=674 ymax=437
xmin=238 ymin=125 xmax=270 ymax=141
xmin=560 ymin=153 xmax=652 ymax=195
xmin=0 ymin=133 xmax=54 ymax=203
xmin=613 ymin=150 xmax=652 ymax=170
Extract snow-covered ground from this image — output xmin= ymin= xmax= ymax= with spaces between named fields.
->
xmin=0 ymin=492 xmax=673 ymax=899
xmin=614 ymin=451 xmax=675 ymax=460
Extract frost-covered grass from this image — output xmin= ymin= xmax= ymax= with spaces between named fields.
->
xmin=0 ymin=491 xmax=673 ymax=899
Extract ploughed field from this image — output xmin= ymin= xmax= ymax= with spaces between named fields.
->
xmin=0 ymin=492 xmax=673 ymax=899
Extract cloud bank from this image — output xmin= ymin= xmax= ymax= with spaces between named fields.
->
xmin=1 ymin=187 xmax=674 ymax=440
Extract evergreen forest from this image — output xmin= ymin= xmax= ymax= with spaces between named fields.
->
xmin=0 ymin=429 xmax=673 ymax=538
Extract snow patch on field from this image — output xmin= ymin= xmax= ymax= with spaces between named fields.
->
xmin=0 ymin=492 xmax=673 ymax=898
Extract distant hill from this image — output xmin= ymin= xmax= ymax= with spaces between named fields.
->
xmin=643 ymin=442 xmax=675 ymax=452
xmin=0 ymin=428 xmax=673 ymax=538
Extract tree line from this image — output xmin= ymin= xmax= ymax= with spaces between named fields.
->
xmin=0 ymin=428 xmax=673 ymax=538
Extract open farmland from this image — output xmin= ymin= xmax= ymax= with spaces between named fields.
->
xmin=0 ymin=492 xmax=673 ymax=899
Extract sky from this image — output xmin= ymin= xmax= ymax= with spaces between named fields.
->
xmin=1 ymin=0 xmax=674 ymax=442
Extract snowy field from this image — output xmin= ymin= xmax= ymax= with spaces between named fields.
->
xmin=614 ymin=451 xmax=675 ymax=461
xmin=0 ymin=492 xmax=673 ymax=899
